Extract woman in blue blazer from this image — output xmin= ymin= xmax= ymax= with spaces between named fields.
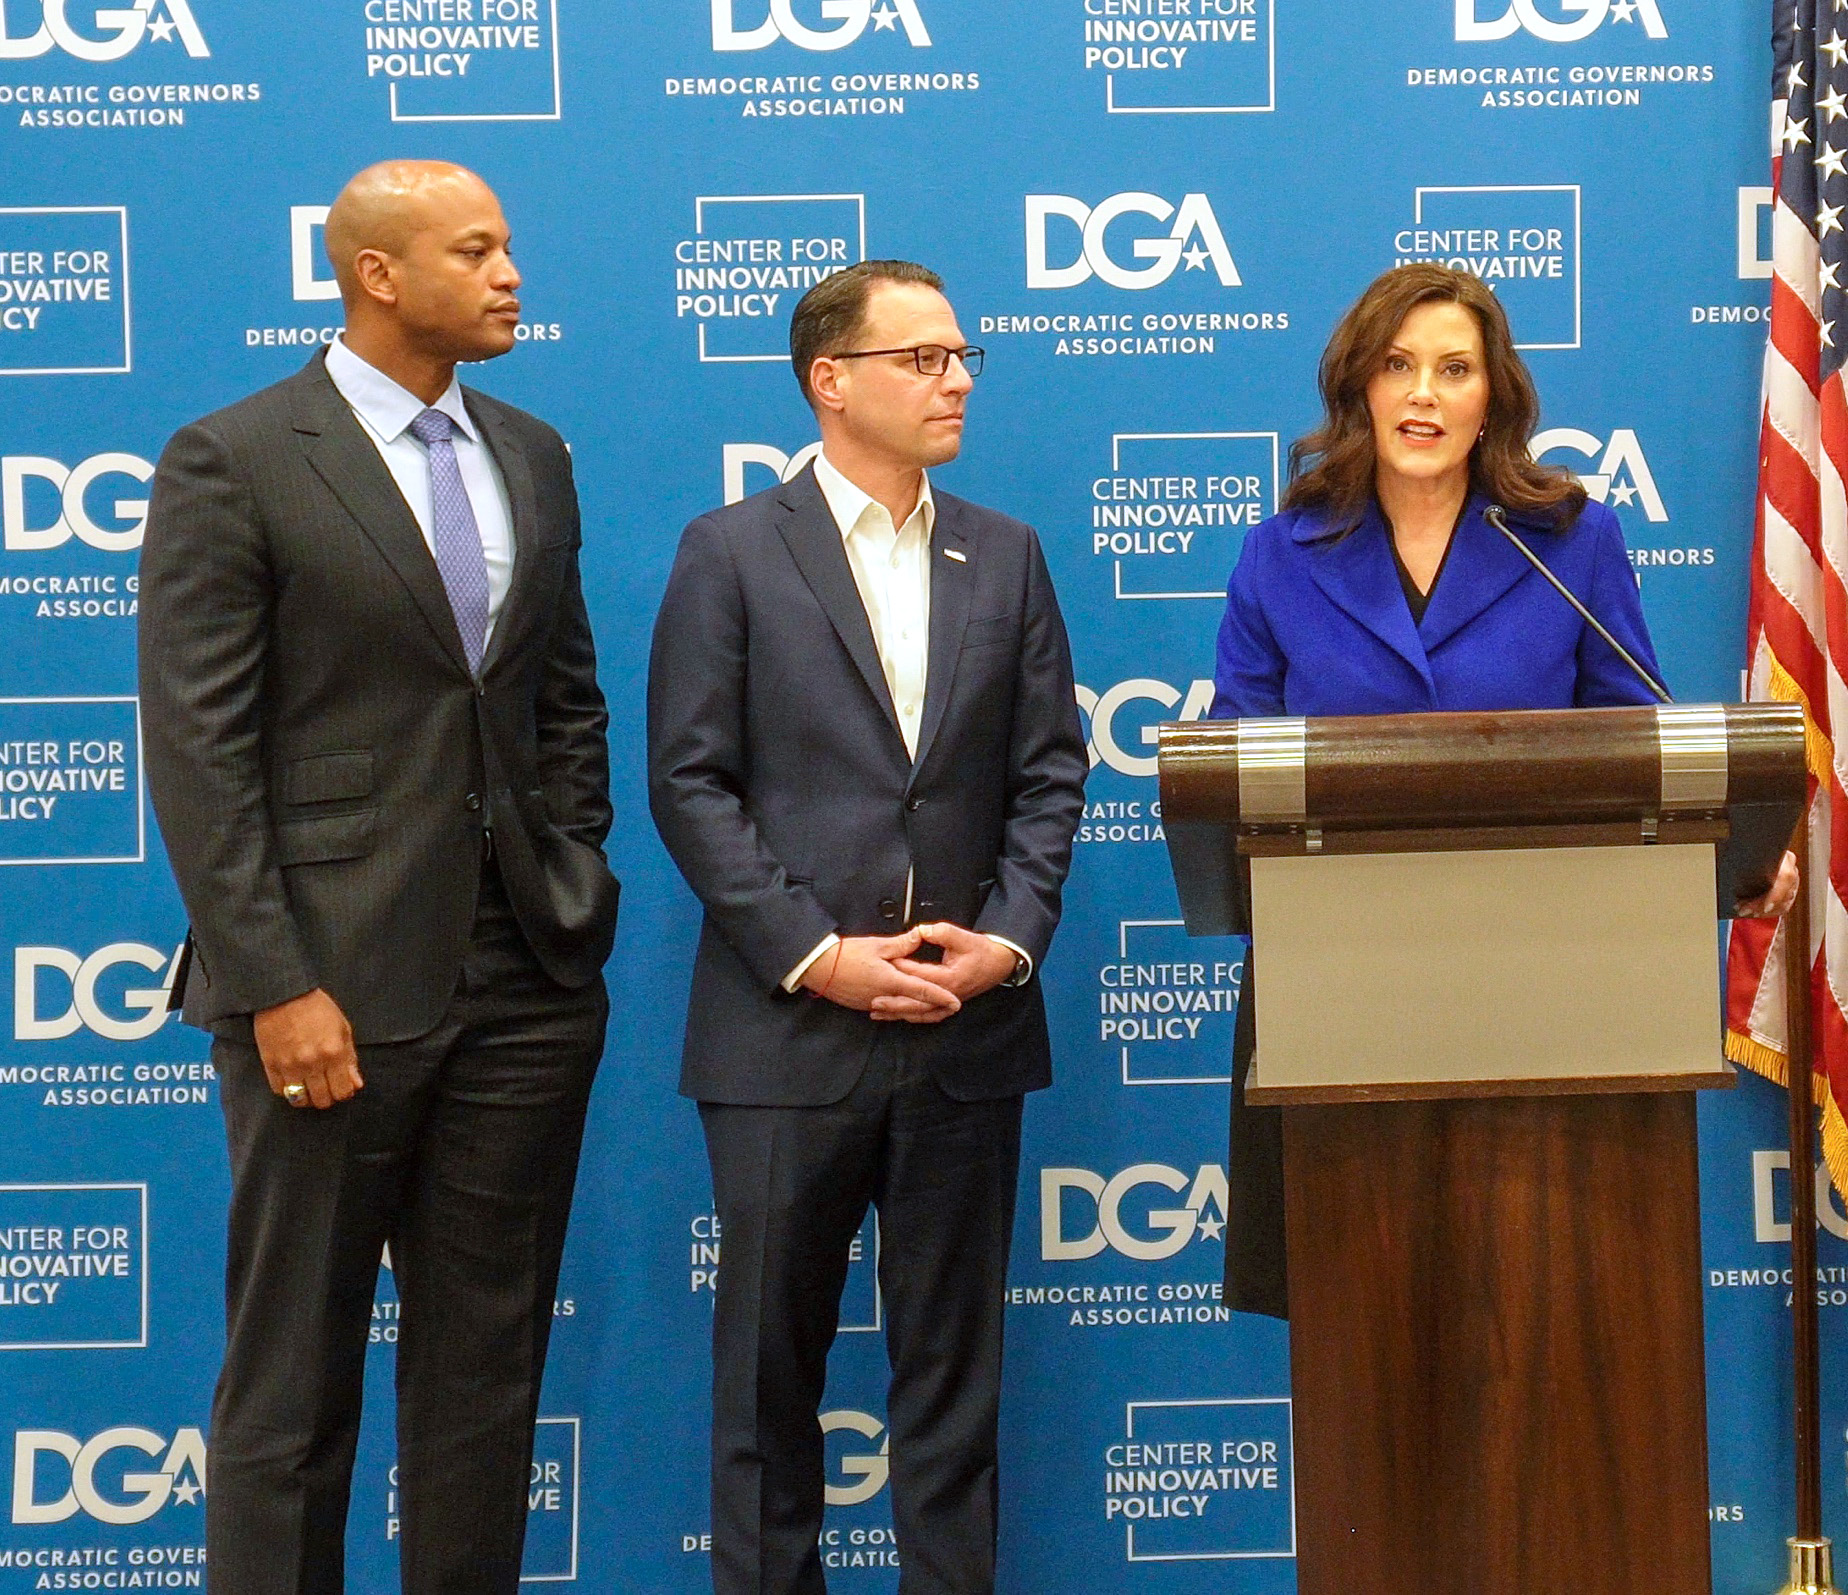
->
xmin=1211 ymin=263 xmax=1668 ymax=1320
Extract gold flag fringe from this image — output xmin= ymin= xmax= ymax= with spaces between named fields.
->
xmin=1730 ymin=650 xmax=1848 ymax=1199
xmin=1766 ymin=653 xmax=1836 ymax=782
xmin=1726 ymin=1029 xmax=1848 ymax=1202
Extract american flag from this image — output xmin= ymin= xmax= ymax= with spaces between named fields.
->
xmin=1726 ymin=0 xmax=1848 ymax=1198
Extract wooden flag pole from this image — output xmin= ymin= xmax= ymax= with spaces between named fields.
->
xmin=1778 ymin=840 xmax=1836 ymax=1595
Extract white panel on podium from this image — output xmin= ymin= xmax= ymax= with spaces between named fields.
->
xmin=1245 ymin=843 xmax=1723 ymax=1102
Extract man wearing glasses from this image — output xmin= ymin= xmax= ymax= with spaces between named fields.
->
xmin=648 ymin=260 xmax=1087 ymax=1593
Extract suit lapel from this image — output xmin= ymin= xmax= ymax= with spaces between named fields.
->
xmin=912 ymin=498 xmax=972 ymax=773
xmin=1300 ymin=504 xmax=1434 ymax=693
xmin=289 ymin=358 xmax=472 ymax=678
xmin=774 ymin=468 xmax=908 ymax=749
xmin=469 ymin=393 xmax=538 ymax=679
xmin=1418 ymin=499 xmax=1537 ymax=652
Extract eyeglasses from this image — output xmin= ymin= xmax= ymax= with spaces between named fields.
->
xmin=829 ymin=343 xmax=985 ymax=378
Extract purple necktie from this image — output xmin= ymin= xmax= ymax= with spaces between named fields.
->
xmin=408 ymin=407 xmax=490 ymax=674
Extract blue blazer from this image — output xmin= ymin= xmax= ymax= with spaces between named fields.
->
xmin=648 ymin=465 xmax=1089 ymax=1107
xmin=1212 ymin=495 xmax=1665 ymax=719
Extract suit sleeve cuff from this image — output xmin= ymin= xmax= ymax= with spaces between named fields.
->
xmin=782 ymin=933 xmax=841 ymax=993
xmin=984 ymin=934 xmax=1033 ymax=986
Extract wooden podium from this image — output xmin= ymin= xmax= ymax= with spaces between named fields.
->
xmin=1157 ymin=704 xmax=1807 ymax=1595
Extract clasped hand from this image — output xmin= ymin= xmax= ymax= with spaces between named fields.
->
xmin=801 ymin=922 xmax=1019 ymax=1025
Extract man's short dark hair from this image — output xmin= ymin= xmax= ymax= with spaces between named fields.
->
xmin=789 ymin=260 xmax=944 ymax=407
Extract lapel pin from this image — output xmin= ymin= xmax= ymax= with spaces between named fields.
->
xmin=943 ymin=547 xmax=967 ymax=563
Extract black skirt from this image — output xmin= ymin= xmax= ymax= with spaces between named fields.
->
xmin=1225 ymin=955 xmax=1288 ymax=1318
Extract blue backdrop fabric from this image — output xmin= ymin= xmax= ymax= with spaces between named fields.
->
xmin=0 ymin=2 xmax=1834 ymax=1590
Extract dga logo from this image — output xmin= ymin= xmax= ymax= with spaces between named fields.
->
xmin=11 ymin=1426 xmax=204 ymax=1524
xmin=0 ymin=1183 xmax=146 ymax=1349
xmin=0 ymin=208 xmax=130 ymax=376
xmin=1531 ymin=428 xmax=1666 ymax=521
xmin=0 ymin=0 xmax=207 ymax=61
xmin=821 ymin=1411 xmax=888 ymax=1506
xmin=1749 ymin=1150 xmax=1848 ymax=1243
xmin=1738 ymin=187 xmax=1772 ymax=280
xmin=1393 ymin=185 xmax=1580 ymax=349
xmin=1454 ymin=0 xmax=1666 ymax=42
xmin=818 ymin=1411 xmax=899 ymax=1569
xmin=1027 ymin=194 xmax=1240 ymax=290
xmin=1077 ymin=678 xmax=1215 ymax=778
xmin=1041 ymin=1164 xmax=1228 ymax=1261
xmin=289 ymin=205 xmax=339 ymax=303
xmin=1714 ymin=185 xmax=1775 ymax=315
xmin=676 ymin=194 xmax=864 ymax=362
xmin=15 ymin=943 xmax=180 ymax=1041
xmin=1080 ymin=0 xmax=1275 ymax=116
xmin=1411 ymin=0 xmax=1709 ymax=110
xmin=1105 ymin=1399 xmax=1294 ymax=1562
xmin=712 ymin=0 xmax=930 ymax=50
xmin=722 ymin=441 xmax=821 ymax=503
xmin=3 ymin=454 xmax=150 ymax=551
xmin=361 ymin=0 xmax=562 ymax=124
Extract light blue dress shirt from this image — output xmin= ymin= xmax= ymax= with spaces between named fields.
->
xmin=323 ymin=336 xmax=515 ymax=646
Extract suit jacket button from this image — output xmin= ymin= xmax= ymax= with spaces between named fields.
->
xmin=464 ymin=792 xmax=482 ymax=812
xmin=878 ymin=898 xmax=899 ymax=920
xmin=906 ymin=796 xmax=924 ymax=811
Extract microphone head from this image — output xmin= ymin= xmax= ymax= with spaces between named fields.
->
xmin=1484 ymin=503 xmax=1509 ymax=529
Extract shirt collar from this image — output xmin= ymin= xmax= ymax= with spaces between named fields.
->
xmin=325 ymin=336 xmax=477 ymax=445
xmin=813 ymin=449 xmax=934 ymax=542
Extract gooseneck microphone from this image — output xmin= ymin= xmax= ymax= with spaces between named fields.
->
xmin=1484 ymin=503 xmax=1674 ymax=705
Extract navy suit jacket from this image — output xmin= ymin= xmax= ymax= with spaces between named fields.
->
xmin=648 ymin=465 xmax=1088 ymax=1107
xmin=1212 ymin=494 xmax=1665 ymax=718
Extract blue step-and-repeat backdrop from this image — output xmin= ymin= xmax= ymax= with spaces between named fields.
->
xmin=0 ymin=0 xmax=1840 ymax=1589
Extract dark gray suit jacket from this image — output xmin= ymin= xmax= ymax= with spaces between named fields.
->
xmin=647 ymin=465 xmax=1087 ymax=1106
xmin=139 ymin=353 xmax=618 ymax=1043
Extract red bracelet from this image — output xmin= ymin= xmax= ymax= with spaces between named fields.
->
xmin=813 ymin=941 xmax=845 ymax=1000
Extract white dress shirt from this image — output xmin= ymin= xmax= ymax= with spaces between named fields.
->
xmin=324 ymin=336 xmax=515 ymax=646
xmin=781 ymin=451 xmax=1031 ymax=993
xmin=817 ymin=449 xmax=934 ymax=757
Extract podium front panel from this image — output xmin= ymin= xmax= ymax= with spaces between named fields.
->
xmin=1247 ymin=842 xmax=1719 ymax=1099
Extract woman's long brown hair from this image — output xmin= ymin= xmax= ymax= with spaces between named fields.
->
xmin=1282 ymin=263 xmax=1587 ymax=536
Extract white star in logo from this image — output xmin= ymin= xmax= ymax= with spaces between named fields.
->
xmin=1827 ymin=31 xmax=1848 ymax=66
xmin=1181 ymin=243 xmax=1211 ymax=271
xmin=146 ymin=14 xmax=176 ymax=40
xmin=1822 ymin=85 xmax=1848 ymax=123
xmin=1823 ymin=143 xmax=1848 ymax=179
xmin=1792 ymin=60 xmax=1810 ymax=92
xmin=871 ymin=4 xmax=899 ymax=28
xmin=1610 ymin=0 xmax=1638 ymax=18
xmin=1821 ymin=197 xmax=1844 ymax=236
xmin=1824 ymin=258 xmax=1842 ymax=291
xmin=1195 ymin=1215 xmax=1226 ymax=1241
xmin=170 ymin=1478 xmax=201 ymax=1506
xmin=1824 ymin=319 xmax=1838 ymax=348
xmin=1787 ymin=113 xmax=1813 ymax=150
xmin=1609 ymin=481 xmax=1639 ymax=508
